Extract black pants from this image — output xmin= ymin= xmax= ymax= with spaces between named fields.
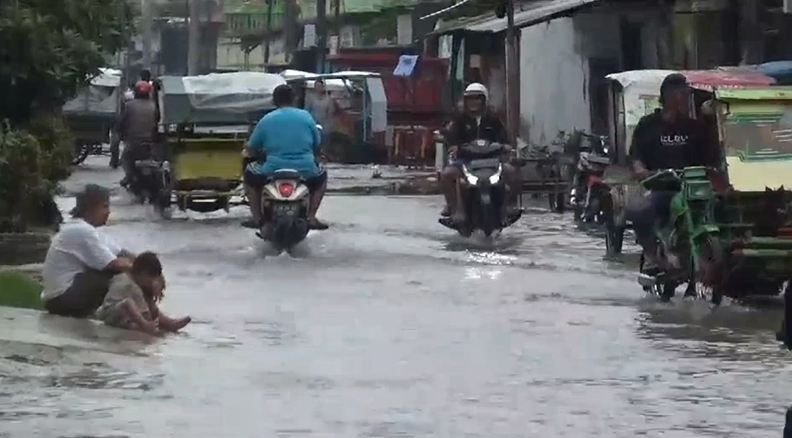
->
xmin=44 ymin=271 xmax=115 ymax=318
xmin=625 ymin=190 xmax=676 ymax=249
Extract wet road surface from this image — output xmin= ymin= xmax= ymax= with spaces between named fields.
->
xmin=1 ymin=158 xmax=791 ymax=437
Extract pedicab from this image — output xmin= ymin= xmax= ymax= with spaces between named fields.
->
xmin=153 ymin=72 xmax=287 ymax=216
xmin=62 ymin=68 xmax=124 ymax=165
xmin=601 ymin=69 xmax=777 ymax=256
xmin=282 ymin=70 xmax=387 ymax=164
xmin=637 ymin=86 xmax=792 ymax=305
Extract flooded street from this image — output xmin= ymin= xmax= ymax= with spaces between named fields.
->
xmin=2 ymin=159 xmax=791 ymax=437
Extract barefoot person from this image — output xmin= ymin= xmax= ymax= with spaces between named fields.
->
xmin=41 ymin=185 xmax=135 ymax=317
xmin=96 ymin=252 xmax=191 ymax=334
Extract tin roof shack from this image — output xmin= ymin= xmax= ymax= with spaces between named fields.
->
xmin=327 ymin=48 xmax=450 ymax=166
xmin=427 ymin=0 xmax=674 ymax=147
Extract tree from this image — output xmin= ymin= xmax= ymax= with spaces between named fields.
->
xmin=0 ymin=0 xmax=133 ymax=125
xmin=0 ymin=0 xmax=133 ymax=233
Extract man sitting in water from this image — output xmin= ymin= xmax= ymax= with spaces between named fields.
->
xmin=41 ymin=185 xmax=135 ymax=317
xmin=96 ymin=252 xmax=190 ymax=335
xmin=242 ymin=84 xmax=329 ymax=230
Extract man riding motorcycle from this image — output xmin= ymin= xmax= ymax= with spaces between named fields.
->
xmin=626 ymin=73 xmax=719 ymax=272
xmin=440 ymin=83 xmax=521 ymax=224
xmin=242 ymin=84 xmax=329 ymax=231
xmin=118 ymin=81 xmax=159 ymax=188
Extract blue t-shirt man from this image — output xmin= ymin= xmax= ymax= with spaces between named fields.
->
xmin=246 ymin=107 xmax=322 ymax=179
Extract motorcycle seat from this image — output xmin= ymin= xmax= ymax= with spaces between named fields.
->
xmin=270 ymin=169 xmax=302 ymax=181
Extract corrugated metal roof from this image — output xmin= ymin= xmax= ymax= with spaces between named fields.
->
xmin=433 ymin=0 xmax=598 ymax=34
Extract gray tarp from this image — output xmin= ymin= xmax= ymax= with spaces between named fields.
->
xmin=62 ymin=68 xmax=122 ymax=116
xmin=159 ymin=72 xmax=286 ymax=124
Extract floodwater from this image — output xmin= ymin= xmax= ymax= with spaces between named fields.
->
xmin=1 ymin=158 xmax=791 ymax=437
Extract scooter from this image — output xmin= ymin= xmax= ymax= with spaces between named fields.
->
xmin=256 ymin=169 xmax=313 ymax=252
xmin=439 ymin=139 xmax=523 ymax=237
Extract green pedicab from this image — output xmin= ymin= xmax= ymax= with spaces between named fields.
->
xmin=638 ymin=87 xmax=792 ymax=304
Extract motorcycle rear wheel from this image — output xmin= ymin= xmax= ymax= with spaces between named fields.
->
xmin=71 ymin=142 xmax=91 ymax=165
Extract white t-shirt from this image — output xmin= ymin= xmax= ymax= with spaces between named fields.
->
xmin=41 ymin=219 xmax=122 ymax=301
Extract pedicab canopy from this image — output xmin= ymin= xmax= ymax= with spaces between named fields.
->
xmin=715 ymin=86 xmax=792 ymax=192
xmin=606 ymin=69 xmax=778 ymax=164
xmin=158 ymin=72 xmax=287 ymax=125
xmin=62 ymin=68 xmax=123 ymax=116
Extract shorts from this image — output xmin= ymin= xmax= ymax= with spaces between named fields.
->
xmin=44 ymin=271 xmax=115 ymax=318
xmin=244 ymin=168 xmax=327 ymax=193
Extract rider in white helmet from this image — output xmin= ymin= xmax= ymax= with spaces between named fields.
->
xmin=440 ymin=82 xmax=521 ymax=222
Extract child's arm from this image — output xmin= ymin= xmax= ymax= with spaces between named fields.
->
xmin=121 ymin=299 xmax=159 ymax=335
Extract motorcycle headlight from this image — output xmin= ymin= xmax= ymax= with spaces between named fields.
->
xmin=489 ymin=167 xmax=502 ymax=185
xmin=462 ymin=167 xmax=478 ymax=185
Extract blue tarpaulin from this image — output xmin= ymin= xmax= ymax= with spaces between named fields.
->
xmin=393 ymin=55 xmax=419 ymax=77
xmin=759 ymin=61 xmax=792 ymax=85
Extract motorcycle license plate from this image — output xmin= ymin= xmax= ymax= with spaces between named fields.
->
xmin=274 ymin=204 xmax=297 ymax=216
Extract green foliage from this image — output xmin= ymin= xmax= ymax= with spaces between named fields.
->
xmin=0 ymin=271 xmax=43 ymax=311
xmin=0 ymin=0 xmax=133 ymax=124
xmin=0 ymin=0 xmax=131 ymax=232
xmin=0 ymin=123 xmax=51 ymax=233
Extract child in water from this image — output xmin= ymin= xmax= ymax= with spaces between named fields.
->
xmin=95 ymin=252 xmax=191 ymax=335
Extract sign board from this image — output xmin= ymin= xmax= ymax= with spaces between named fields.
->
xmin=329 ymin=35 xmax=339 ymax=56
xmin=303 ymin=24 xmax=316 ymax=48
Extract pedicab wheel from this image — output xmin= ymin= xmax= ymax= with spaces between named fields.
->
xmin=71 ymin=141 xmax=90 ymax=165
xmin=548 ymin=192 xmax=566 ymax=213
xmin=155 ymin=168 xmax=173 ymax=219
xmin=605 ymin=225 xmax=625 ymax=257
xmin=781 ymin=281 xmax=792 ymax=349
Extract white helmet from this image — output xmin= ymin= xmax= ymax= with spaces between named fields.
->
xmin=464 ymin=82 xmax=488 ymax=101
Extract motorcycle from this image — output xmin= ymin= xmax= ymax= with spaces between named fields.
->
xmin=123 ymin=142 xmax=171 ymax=213
xmin=255 ymin=169 xmax=313 ymax=252
xmin=439 ymin=139 xmax=523 ymax=237
xmin=570 ymin=133 xmax=611 ymax=224
xmin=636 ymin=167 xmax=722 ymax=303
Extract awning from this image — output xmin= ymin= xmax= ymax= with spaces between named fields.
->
xmin=433 ymin=0 xmax=598 ymax=35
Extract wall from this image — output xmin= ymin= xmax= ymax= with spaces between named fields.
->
xmin=216 ymin=36 xmax=288 ymax=70
xmin=518 ymin=13 xmax=622 ymax=146
xmin=517 ymin=8 xmax=667 ymax=146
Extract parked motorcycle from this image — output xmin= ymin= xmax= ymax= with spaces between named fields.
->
xmin=439 ymin=139 xmax=523 ymax=237
xmin=570 ymin=133 xmax=611 ymax=224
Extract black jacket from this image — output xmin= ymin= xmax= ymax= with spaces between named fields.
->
xmin=447 ymin=112 xmax=508 ymax=147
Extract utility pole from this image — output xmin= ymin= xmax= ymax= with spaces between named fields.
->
xmin=188 ymin=0 xmax=201 ymax=74
xmin=264 ymin=0 xmax=274 ymax=64
xmin=504 ymin=0 xmax=519 ymax=144
xmin=141 ymin=0 xmax=154 ymax=70
xmin=333 ymin=0 xmax=341 ymax=42
xmin=284 ymin=0 xmax=299 ymax=63
xmin=317 ymin=0 xmax=327 ymax=72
